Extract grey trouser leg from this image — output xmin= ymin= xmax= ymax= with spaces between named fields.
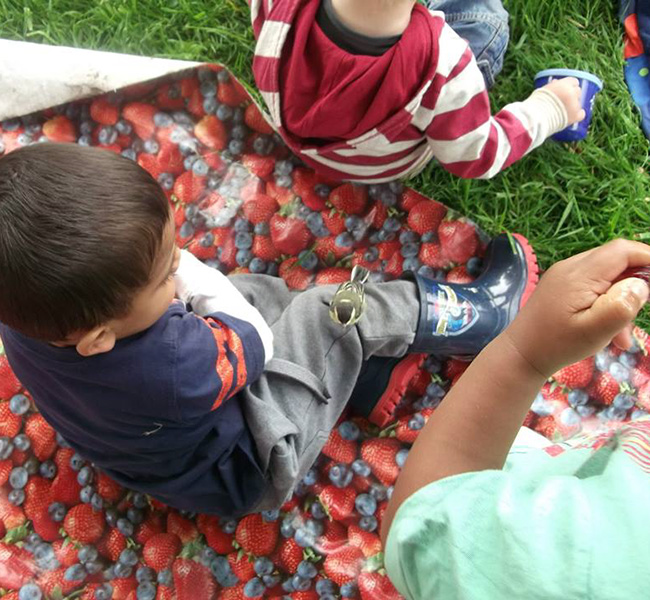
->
xmin=229 ymin=274 xmax=419 ymax=510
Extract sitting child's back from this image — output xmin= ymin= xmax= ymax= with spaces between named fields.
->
xmin=249 ymin=0 xmax=583 ymax=182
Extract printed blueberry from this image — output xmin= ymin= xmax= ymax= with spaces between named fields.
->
xmin=351 ymin=459 xmax=371 ymax=477
xmin=77 ymin=135 xmax=92 ymax=146
xmin=119 ymin=548 xmax=139 ymax=567
xmin=103 ymin=566 xmax=116 ymax=581
xmin=200 ymin=547 xmax=217 ymax=567
xmin=315 ymin=183 xmax=331 ymax=198
xmin=143 ymin=139 xmax=159 ymax=154
xmin=216 ymin=104 xmax=233 ymax=121
xmin=408 ymin=413 xmax=425 ymax=431
xmin=386 ymin=485 xmax=394 ymax=499
xmin=261 ymin=509 xmax=280 ymax=522
xmin=403 ymin=257 xmax=421 ymax=271
xmin=294 ymin=528 xmax=315 ymax=548
xmin=192 ymin=159 xmax=209 ymax=176
xmin=156 ymin=172 xmax=174 ymax=190
xmin=388 ymin=180 xmax=404 ymax=194
xmin=179 ymin=221 xmax=195 ymax=240
xmin=262 ymin=574 xmax=280 ymax=587
xmin=104 ymin=508 xmax=119 ymax=528
xmin=157 ymin=569 xmax=173 ymax=586
xmin=121 ymin=148 xmax=137 ymax=161
xmin=236 ymin=249 xmax=254 ymax=267
xmin=116 ymin=517 xmax=134 ymax=537
xmin=9 ymin=394 xmax=30 ymax=415
xmin=421 ymin=231 xmax=437 ymax=243
xmin=113 ymin=562 xmax=133 ymax=579
xmin=85 ymin=560 xmax=103 ymax=575
xmin=609 ymin=361 xmax=630 ymax=383
xmin=2 ymin=118 xmax=20 ymax=131
xmin=383 ymin=217 xmax=401 ymax=232
xmin=136 ymin=582 xmax=157 ymax=600
xmin=78 ymin=545 xmax=99 ymax=564
xmin=220 ymin=518 xmax=237 ymax=534
xmin=297 ymin=560 xmax=318 ymax=579
xmin=303 ymin=519 xmax=324 ymax=537
xmin=363 ymin=247 xmax=379 ymax=262
xmin=253 ymin=135 xmax=274 ymax=156
xmin=153 ymin=112 xmax=174 ymax=128
xmin=19 ymin=583 xmax=43 ymax=600
xmin=64 ymin=564 xmax=87 ymax=582
xmin=465 ymin=256 xmax=483 ymax=277
xmin=595 ymin=350 xmax=613 ymax=372
xmin=606 ymin=406 xmax=628 ymax=422
xmin=338 ymin=421 xmax=360 ymax=441
xmin=418 ymin=265 xmax=435 ymax=278
xmin=125 ymin=507 xmax=143 ymax=525
xmin=70 ymin=453 xmax=85 ymax=471
xmin=210 ymin=556 xmax=239 ymax=587
xmin=316 ymin=579 xmax=337 ymax=596
xmin=340 ymin=582 xmax=359 ymax=598
xmin=619 ymin=352 xmax=637 ymax=368
xmin=33 ymin=542 xmax=55 ymax=563
xmin=291 ymin=575 xmax=311 ymax=591
xmin=254 ymin=222 xmax=270 ymax=235
xmin=369 ymin=483 xmax=388 ymax=502
xmin=249 ymin=258 xmax=268 ymax=274
xmin=329 ymin=463 xmax=353 ymax=488
xmin=116 ymin=119 xmax=133 ymax=134
xmin=310 ymin=501 xmax=326 ymax=520
xmin=359 ymin=515 xmax=378 ymax=532
xmin=399 ymin=230 xmax=419 ymax=244
xmin=98 ymin=127 xmax=118 ymax=146
xmin=396 ymin=448 xmax=409 ymax=468
xmin=0 ymin=437 xmax=14 ymax=460
xmin=77 ymin=465 xmax=94 ymax=487
xmin=613 ymin=393 xmax=635 ymax=411
xmin=531 ymin=393 xmax=554 ymax=416
xmin=576 ymin=405 xmax=596 ymax=418
xmin=379 ymin=190 xmax=397 ymax=207
xmin=355 ymin=493 xmax=377 ymax=517
xmin=632 ymin=409 xmax=649 ymax=420
xmin=254 ymin=557 xmax=274 ymax=576
xmin=48 ymin=502 xmax=67 ymax=522
xmin=95 ymin=583 xmax=113 ymax=600
xmin=568 ymin=389 xmax=589 ymax=408
xmin=235 ymin=231 xmax=253 ymax=250
xmin=80 ymin=485 xmax=94 ymax=504
xmin=400 ymin=242 xmax=420 ymax=258
xmin=9 ymin=467 xmax=28 ymax=490
xmin=13 ymin=433 xmax=30 ymax=452
xmin=282 ymin=577 xmax=295 ymax=592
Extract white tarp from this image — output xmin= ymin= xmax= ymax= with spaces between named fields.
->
xmin=0 ymin=40 xmax=201 ymax=121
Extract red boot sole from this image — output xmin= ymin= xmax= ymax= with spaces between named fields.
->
xmin=367 ymin=353 xmax=427 ymax=428
xmin=512 ymin=233 xmax=540 ymax=308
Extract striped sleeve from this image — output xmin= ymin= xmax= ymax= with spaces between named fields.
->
xmin=171 ymin=311 xmax=265 ymax=421
xmin=420 ymin=23 xmax=565 ymax=179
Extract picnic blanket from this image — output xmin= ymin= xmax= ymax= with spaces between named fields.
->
xmin=0 ymin=42 xmax=649 ymax=600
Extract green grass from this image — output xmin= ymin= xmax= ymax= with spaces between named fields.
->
xmin=1 ymin=1 xmax=649 ymax=273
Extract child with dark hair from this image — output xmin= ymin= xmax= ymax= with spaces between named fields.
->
xmin=249 ymin=0 xmax=585 ymax=183
xmin=0 ymin=143 xmax=537 ymax=517
xmin=381 ymin=239 xmax=650 ymax=599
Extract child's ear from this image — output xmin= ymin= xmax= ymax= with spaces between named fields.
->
xmin=75 ymin=326 xmax=116 ymax=357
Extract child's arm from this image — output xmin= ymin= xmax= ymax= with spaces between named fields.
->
xmin=422 ymin=24 xmax=584 ymax=179
xmin=174 ymin=249 xmax=274 ymax=363
xmin=382 ymin=239 xmax=650 ymax=545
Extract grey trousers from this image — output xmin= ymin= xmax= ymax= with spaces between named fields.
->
xmin=229 ymin=274 xmax=419 ymax=510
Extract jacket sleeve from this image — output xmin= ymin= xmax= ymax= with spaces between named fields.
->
xmin=420 ymin=22 xmax=567 ymax=179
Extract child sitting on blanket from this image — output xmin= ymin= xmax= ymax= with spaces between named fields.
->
xmin=0 ymin=143 xmax=538 ymax=517
xmin=248 ymin=0 xmax=586 ymax=183
xmin=381 ymin=238 xmax=650 ymax=599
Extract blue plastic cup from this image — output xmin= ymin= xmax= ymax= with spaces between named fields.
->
xmin=534 ymin=68 xmax=603 ymax=142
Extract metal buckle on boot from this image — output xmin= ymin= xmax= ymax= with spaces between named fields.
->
xmin=329 ymin=266 xmax=370 ymax=327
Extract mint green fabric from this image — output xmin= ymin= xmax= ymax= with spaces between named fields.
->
xmin=384 ymin=422 xmax=650 ymax=600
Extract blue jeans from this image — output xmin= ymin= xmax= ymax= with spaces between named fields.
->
xmin=426 ymin=0 xmax=510 ymax=88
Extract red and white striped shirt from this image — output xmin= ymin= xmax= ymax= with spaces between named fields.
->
xmin=249 ymin=0 xmax=567 ymax=183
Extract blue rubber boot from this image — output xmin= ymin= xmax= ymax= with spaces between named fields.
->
xmin=405 ymin=233 xmax=538 ymax=357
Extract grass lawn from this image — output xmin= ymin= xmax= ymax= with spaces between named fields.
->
xmin=1 ymin=0 xmax=649 ymax=314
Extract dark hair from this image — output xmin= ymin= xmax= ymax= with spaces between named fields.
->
xmin=0 ymin=143 xmax=171 ymax=340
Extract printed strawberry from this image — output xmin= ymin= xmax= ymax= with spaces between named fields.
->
xmin=407 ymin=200 xmax=447 ymax=235
xmin=400 ymin=188 xmax=426 ymax=211
xmin=42 ymin=115 xmax=76 ymax=142
xmin=0 ymin=459 xmax=12 ymax=486
xmin=33 ymin=509 xmax=61 ymax=542
xmin=173 ymin=171 xmax=206 ymax=205
xmin=315 ymin=267 xmax=352 ymax=285
xmin=0 ymin=357 xmax=22 ymax=399
xmin=323 ymin=545 xmax=364 ymax=586
xmin=318 ymin=485 xmax=356 ymax=521
xmin=444 ymin=358 xmax=469 ymax=381
xmin=292 ymin=169 xmax=327 ymax=211
xmin=135 ymin=512 xmax=164 ymax=545
xmin=438 ymin=220 xmax=479 ymax=264
xmin=51 ymin=448 xmax=82 ymax=505
xmin=322 ymin=429 xmax=357 ymax=464
xmin=0 ymin=494 xmax=26 ymax=530
xmin=243 ymin=193 xmax=279 ymax=224
xmin=24 ymin=475 xmax=51 ymax=521
xmin=137 ymin=153 xmax=163 ymax=180
xmin=446 ymin=266 xmax=473 ymax=284
xmin=122 ymin=102 xmax=157 ymax=141
xmin=235 ymin=513 xmax=280 ymax=556
xmin=220 ymin=583 xmax=247 ymax=600
xmin=358 ymin=571 xmax=400 ymax=599
xmin=97 ymin=528 xmax=127 ymax=562
xmin=351 ymin=248 xmax=380 ymax=271
xmin=0 ymin=543 xmax=34 ymax=589
xmin=266 ymin=180 xmax=295 ymax=206
xmin=395 ymin=414 xmax=421 ymax=444
xmin=275 ymin=537 xmax=303 ymax=574
xmin=315 ymin=519 xmax=347 ymax=554
xmin=419 ymin=242 xmax=448 ymax=268
xmin=187 ymin=85 xmax=206 ymax=118
xmin=321 ymin=210 xmax=346 ymax=235
xmin=24 ymin=413 xmax=56 ymax=461
xmin=590 ymin=371 xmax=619 ymax=406
xmin=54 ymin=539 xmax=79 ymax=567
xmin=110 ymin=576 xmax=138 ymax=600
xmin=384 ymin=252 xmax=404 ymax=278
xmin=279 ymin=257 xmax=313 ymax=290
xmin=252 ymin=235 xmax=281 ymax=262
xmin=535 ymin=415 xmax=559 ymax=441
xmin=368 ymin=202 xmax=388 ymax=230
xmin=198 ymin=514 xmax=235 ymax=554
xmin=220 ymin=235 xmax=238 ymax=270
xmin=187 ymin=237 xmax=217 ymax=261
xmin=639 ymin=380 xmax=650 ymax=411
xmin=361 ymin=438 xmax=401 ymax=486
xmin=314 ymin=236 xmax=350 ymax=263
xmin=37 ymin=567 xmax=80 ymax=597
xmin=96 ymin=471 xmax=125 ymax=504
xmin=377 ymin=239 xmax=401 ymax=261
xmin=156 ymin=587 xmax=175 ymax=600
xmin=329 ymin=183 xmax=367 ymax=215
xmin=166 ymin=512 xmax=198 ymax=544
xmin=0 ymin=401 xmax=22 ymax=437
xmin=552 ymin=357 xmax=595 ymax=389
xmin=242 ymin=154 xmax=276 ymax=180
xmin=228 ymin=551 xmax=256 ymax=580
xmin=244 ymin=103 xmax=274 ymax=134
xmin=63 ymin=504 xmax=105 ymax=544
xmin=157 ymin=83 xmax=185 ymax=110
xmin=157 ymin=142 xmax=185 ymax=176
xmin=270 ymin=213 xmax=313 ymax=255
xmin=143 ymin=533 xmax=182 ymax=571
xmin=292 ymin=590 xmax=319 ymax=600
xmin=218 ymin=79 xmax=248 ymax=107
xmin=347 ymin=524 xmax=381 ymax=558
xmin=90 ymin=97 xmax=120 ymax=125
xmin=194 ymin=115 xmax=228 ymax=150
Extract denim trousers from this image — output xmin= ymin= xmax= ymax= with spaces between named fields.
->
xmin=426 ymin=0 xmax=510 ymax=87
